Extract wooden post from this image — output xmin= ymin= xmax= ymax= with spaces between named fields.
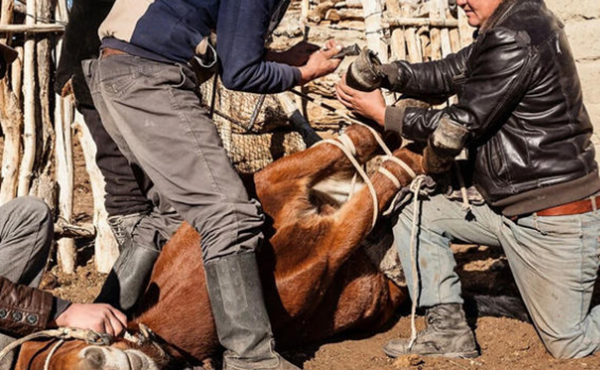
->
xmin=32 ymin=0 xmax=56 ymax=206
xmin=73 ymin=112 xmax=120 ymax=274
xmin=361 ymin=0 xmax=395 ymax=105
xmin=385 ymin=0 xmax=406 ymax=60
xmin=55 ymin=96 xmax=75 ymax=274
xmin=429 ymin=1 xmax=442 ymax=61
xmin=17 ymin=0 xmax=36 ymax=196
xmin=458 ymin=6 xmax=474 ymax=48
xmin=400 ymin=2 xmax=422 ymax=63
xmin=0 ymin=0 xmax=23 ymax=205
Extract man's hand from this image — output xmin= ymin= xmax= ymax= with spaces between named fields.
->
xmin=298 ymin=39 xmax=343 ymax=85
xmin=336 ymin=74 xmax=386 ymax=127
xmin=51 ymin=303 xmax=127 ymax=337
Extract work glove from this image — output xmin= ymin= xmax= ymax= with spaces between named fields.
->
xmin=422 ymin=115 xmax=469 ymax=174
xmin=345 ymin=47 xmax=386 ymax=92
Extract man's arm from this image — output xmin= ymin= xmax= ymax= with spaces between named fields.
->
xmin=396 ymin=29 xmax=531 ymax=142
xmin=0 ymin=276 xmax=127 ymax=337
xmin=381 ymin=44 xmax=474 ymax=98
xmin=0 ymin=276 xmax=54 ymax=336
xmin=216 ymin=0 xmax=340 ymax=93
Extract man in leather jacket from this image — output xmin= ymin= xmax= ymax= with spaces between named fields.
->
xmin=0 ymin=198 xmax=127 ymax=369
xmin=336 ymin=0 xmax=600 ymax=360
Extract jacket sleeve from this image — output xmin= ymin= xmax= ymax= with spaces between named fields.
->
xmin=216 ymin=0 xmax=301 ymax=93
xmin=387 ymin=28 xmax=532 ymax=143
xmin=381 ymin=44 xmax=474 ymax=97
xmin=0 ymin=276 xmax=61 ymax=337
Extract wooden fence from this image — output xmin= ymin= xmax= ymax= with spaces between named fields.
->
xmin=0 ymin=0 xmax=118 ymax=274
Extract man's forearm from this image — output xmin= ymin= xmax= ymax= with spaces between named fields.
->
xmin=0 ymin=276 xmax=56 ymax=336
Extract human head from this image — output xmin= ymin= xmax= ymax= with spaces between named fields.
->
xmin=456 ymin=0 xmax=503 ymax=28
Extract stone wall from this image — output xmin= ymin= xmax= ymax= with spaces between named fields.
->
xmin=546 ymin=0 xmax=600 ymax=156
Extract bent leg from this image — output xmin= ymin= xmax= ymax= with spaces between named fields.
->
xmin=393 ymin=192 xmax=502 ymax=307
xmin=0 ymin=197 xmax=53 ymax=369
xmin=499 ymin=212 xmax=600 ymax=358
xmin=0 ymin=197 xmax=53 ymax=286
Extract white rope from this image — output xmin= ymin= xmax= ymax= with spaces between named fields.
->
xmin=384 ymin=155 xmax=417 ymax=180
xmin=0 ymin=327 xmax=112 ymax=365
xmin=316 ymin=138 xmax=380 ymax=229
xmin=314 ymin=125 xmax=416 ymax=228
xmin=337 ymin=134 xmax=357 ymax=156
xmin=454 ymin=162 xmax=471 ymax=212
xmin=378 ymin=167 xmax=401 ymax=189
xmin=43 ymin=339 xmax=64 ymax=370
xmin=408 ymin=174 xmax=427 ymax=350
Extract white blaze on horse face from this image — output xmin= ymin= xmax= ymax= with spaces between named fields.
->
xmin=79 ymin=346 xmax=159 ymax=370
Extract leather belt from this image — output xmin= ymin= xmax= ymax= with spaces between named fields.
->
xmin=536 ymin=195 xmax=599 ymax=217
xmin=101 ymin=47 xmax=128 ymax=59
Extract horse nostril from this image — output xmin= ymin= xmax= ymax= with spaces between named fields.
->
xmin=83 ymin=347 xmax=106 ymax=369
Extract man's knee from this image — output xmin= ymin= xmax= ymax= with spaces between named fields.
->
xmin=541 ymin=329 xmax=595 ymax=359
xmin=4 ymin=197 xmax=52 ymax=234
xmin=196 ymin=199 xmax=264 ymax=262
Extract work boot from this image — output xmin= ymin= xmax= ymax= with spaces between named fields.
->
xmin=384 ymin=303 xmax=478 ymax=358
xmin=95 ymin=213 xmax=160 ymax=312
xmin=205 ymin=252 xmax=300 ymax=370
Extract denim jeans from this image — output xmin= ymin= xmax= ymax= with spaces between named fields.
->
xmin=393 ymin=192 xmax=600 ymax=359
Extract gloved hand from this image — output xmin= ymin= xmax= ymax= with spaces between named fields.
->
xmin=345 ymin=47 xmax=386 ymax=92
xmin=422 ymin=116 xmax=469 ymax=174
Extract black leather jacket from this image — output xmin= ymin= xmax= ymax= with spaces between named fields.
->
xmin=383 ymin=0 xmax=599 ymax=216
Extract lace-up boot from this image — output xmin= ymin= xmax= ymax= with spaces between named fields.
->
xmin=384 ymin=303 xmax=478 ymax=358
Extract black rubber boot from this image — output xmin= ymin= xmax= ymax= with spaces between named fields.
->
xmin=95 ymin=213 xmax=160 ymax=312
xmin=384 ymin=303 xmax=479 ymax=359
xmin=205 ymin=252 xmax=300 ymax=370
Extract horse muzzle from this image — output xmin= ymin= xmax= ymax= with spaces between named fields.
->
xmin=79 ymin=346 xmax=159 ymax=370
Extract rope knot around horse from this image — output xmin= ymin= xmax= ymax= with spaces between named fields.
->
xmin=0 ymin=323 xmax=165 ymax=369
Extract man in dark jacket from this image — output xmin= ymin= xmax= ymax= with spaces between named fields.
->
xmin=85 ymin=1 xmax=342 ymax=369
xmin=336 ymin=0 xmax=600 ymax=360
xmin=55 ymin=0 xmax=183 ymax=316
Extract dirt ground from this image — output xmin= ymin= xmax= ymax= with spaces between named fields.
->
xmin=38 ymin=136 xmax=600 ymax=370
xmin=26 ymin=2 xmax=600 ymax=369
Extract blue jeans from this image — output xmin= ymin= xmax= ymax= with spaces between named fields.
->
xmin=393 ymin=192 xmax=600 ymax=359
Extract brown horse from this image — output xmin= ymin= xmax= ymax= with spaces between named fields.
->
xmin=15 ymin=124 xmax=423 ymax=369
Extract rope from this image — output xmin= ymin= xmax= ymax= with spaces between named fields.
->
xmin=0 ymin=327 xmax=112 ymax=365
xmin=408 ymin=175 xmax=427 ymax=350
xmin=316 ymin=137 xmax=379 ymax=229
xmin=43 ymin=339 xmax=64 ymax=370
xmin=454 ymin=162 xmax=471 ymax=212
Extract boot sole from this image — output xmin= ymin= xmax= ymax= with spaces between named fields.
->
xmin=384 ymin=348 xmax=479 ymax=359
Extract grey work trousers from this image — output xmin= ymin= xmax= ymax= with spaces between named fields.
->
xmin=84 ymin=55 xmax=264 ymax=263
xmin=0 ymin=197 xmax=53 ymax=369
xmin=394 ymin=192 xmax=600 ymax=359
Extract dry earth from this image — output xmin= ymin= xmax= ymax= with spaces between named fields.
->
xmin=17 ymin=0 xmax=600 ymax=369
